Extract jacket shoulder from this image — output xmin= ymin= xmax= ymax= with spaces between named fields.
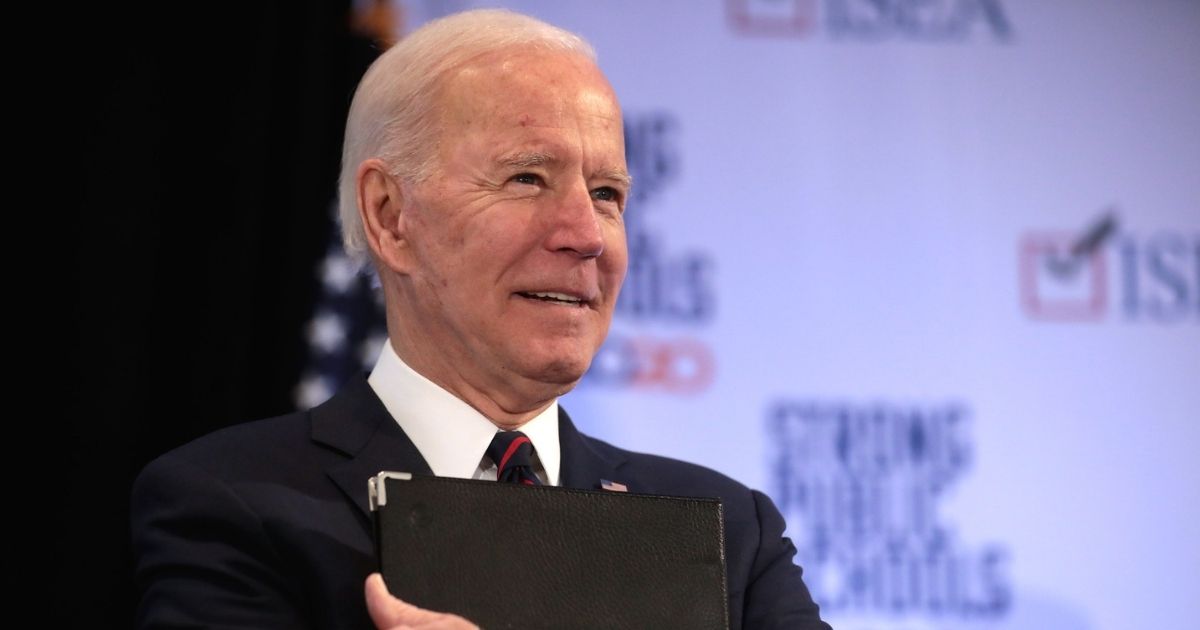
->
xmin=583 ymin=434 xmax=756 ymax=501
xmin=136 ymin=411 xmax=316 ymax=483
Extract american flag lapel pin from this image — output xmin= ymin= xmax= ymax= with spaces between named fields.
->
xmin=599 ymin=479 xmax=628 ymax=492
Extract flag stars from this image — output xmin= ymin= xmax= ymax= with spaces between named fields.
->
xmin=320 ymin=252 xmax=359 ymax=294
xmin=294 ymin=373 xmax=333 ymax=409
xmin=308 ymin=312 xmax=347 ymax=353
xmin=294 ymin=207 xmax=389 ymax=410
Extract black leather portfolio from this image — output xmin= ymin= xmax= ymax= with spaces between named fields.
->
xmin=369 ymin=472 xmax=730 ymax=630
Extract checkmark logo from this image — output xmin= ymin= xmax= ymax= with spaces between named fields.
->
xmin=1020 ymin=211 xmax=1118 ymax=321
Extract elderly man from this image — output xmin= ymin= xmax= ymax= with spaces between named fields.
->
xmin=132 ymin=9 xmax=829 ymax=630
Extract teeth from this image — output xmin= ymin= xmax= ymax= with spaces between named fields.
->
xmin=527 ymin=292 xmax=582 ymax=303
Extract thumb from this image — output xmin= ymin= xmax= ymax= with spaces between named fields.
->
xmin=365 ymin=573 xmax=427 ymax=628
xmin=365 ymin=573 xmax=479 ymax=629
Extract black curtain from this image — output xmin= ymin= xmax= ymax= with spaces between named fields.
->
xmin=65 ymin=1 xmax=379 ymax=624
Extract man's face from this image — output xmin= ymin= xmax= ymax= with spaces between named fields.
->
xmin=395 ymin=50 xmax=629 ymax=402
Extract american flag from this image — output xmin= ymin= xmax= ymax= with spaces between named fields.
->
xmin=600 ymin=479 xmax=628 ymax=492
xmin=294 ymin=204 xmax=389 ymax=409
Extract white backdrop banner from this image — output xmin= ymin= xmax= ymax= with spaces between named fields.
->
xmin=401 ymin=2 xmax=1199 ymax=629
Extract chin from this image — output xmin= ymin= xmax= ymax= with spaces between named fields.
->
xmin=531 ymin=360 xmax=589 ymax=388
xmin=515 ymin=349 xmax=592 ymax=389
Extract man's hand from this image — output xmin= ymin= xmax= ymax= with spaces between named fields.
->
xmin=365 ymin=574 xmax=480 ymax=630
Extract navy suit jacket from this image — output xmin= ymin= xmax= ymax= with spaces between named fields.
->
xmin=132 ymin=377 xmax=830 ymax=629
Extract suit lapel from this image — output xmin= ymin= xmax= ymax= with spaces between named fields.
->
xmin=311 ymin=377 xmax=433 ymax=520
xmin=557 ymin=406 xmax=629 ymax=491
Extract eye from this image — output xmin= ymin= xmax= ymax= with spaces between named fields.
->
xmin=590 ymin=186 xmax=621 ymax=203
xmin=510 ymin=173 xmax=543 ymax=186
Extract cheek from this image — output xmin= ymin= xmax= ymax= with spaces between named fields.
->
xmin=602 ymin=231 xmax=630 ymax=280
xmin=411 ymin=214 xmax=478 ymax=287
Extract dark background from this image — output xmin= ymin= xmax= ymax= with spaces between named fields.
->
xmin=65 ymin=2 xmax=380 ymax=624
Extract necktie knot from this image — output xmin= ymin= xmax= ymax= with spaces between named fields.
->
xmin=486 ymin=430 xmax=541 ymax=486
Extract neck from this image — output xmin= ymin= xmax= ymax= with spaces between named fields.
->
xmin=385 ymin=333 xmax=559 ymax=431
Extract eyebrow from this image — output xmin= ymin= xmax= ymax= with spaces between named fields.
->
xmin=598 ymin=168 xmax=633 ymax=189
xmin=497 ymin=151 xmax=556 ymax=169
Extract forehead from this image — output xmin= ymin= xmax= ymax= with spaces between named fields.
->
xmin=434 ymin=49 xmax=625 ymax=155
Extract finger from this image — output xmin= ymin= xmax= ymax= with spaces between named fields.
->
xmin=365 ymin=573 xmax=428 ymax=627
xmin=365 ymin=574 xmax=479 ymax=629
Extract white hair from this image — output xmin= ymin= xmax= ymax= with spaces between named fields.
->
xmin=337 ymin=9 xmax=597 ymax=270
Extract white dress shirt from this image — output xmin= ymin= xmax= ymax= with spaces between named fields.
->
xmin=366 ymin=341 xmax=561 ymax=486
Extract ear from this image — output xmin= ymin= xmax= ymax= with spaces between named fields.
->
xmin=357 ymin=158 xmax=414 ymax=274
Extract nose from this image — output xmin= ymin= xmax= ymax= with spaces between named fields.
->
xmin=545 ymin=179 xmax=605 ymax=259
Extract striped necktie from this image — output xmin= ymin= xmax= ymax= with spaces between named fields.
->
xmin=486 ymin=430 xmax=542 ymax=486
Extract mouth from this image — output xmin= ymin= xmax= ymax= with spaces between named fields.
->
xmin=515 ymin=291 xmax=590 ymax=307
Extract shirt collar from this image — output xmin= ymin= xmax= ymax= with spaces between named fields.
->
xmin=366 ymin=341 xmax=560 ymax=485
